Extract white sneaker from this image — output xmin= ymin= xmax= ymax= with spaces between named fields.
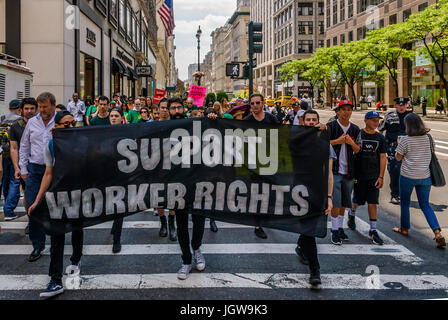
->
xmin=194 ymin=249 xmax=206 ymax=271
xmin=4 ymin=215 xmax=18 ymax=221
xmin=177 ymin=264 xmax=192 ymax=280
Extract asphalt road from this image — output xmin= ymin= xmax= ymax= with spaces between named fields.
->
xmin=1 ymin=111 xmax=448 ymax=301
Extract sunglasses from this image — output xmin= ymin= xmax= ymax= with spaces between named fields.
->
xmin=250 ymin=101 xmax=262 ymax=105
xmin=140 ymin=111 xmax=148 ymax=114
xmin=59 ymin=121 xmax=75 ymax=128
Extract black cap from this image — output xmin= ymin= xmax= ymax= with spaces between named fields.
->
xmin=394 ymin=97 xmax=409 ymax=106
xmin=9 ymin=99 xmax=21 ymax=109
xmin=54 ymin=110 xmax=72 ymax=124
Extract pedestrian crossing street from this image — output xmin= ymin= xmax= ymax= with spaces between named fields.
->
xmin=1 ymin=209 xmax=448 ymax=298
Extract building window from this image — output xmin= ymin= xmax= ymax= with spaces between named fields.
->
xmin=389 ymin=14 xmax=397 ymax=24
xmin=348 ymin=30 xmax=353 ymax=42
xmin=290 ymin=24 xmax=292 ymax=37
xmin=298 ymin=40 xmax=313 ymax=53
xmin=319 ymin=21 xmax=324 ymax=34
xmin=418 ymin=2 xmax=428 ymax=11
xmin=333 ymin=0 xmax=338 ymax=25
xmin=333 ymin=36 xmax=337 ymax=45
xmin=298 ymin=21 xmax=313 ymax=34
xmin=319 ymin=40 xmax=324 ymax=48
xmin=126 ymin=4 xmax=132 ymax=40
xmin=109 ymin=0 xmax=118 ymax=27
xmin=348 ymin=0 xmax=353 ymax=17
xmin=119 ymin=0 xmax=126 ymax=36
xmin=326 ymin=0 xmax=331 ymax=27
xmin=0 ymin=43 xmax=5 ymax=53
xmin=290 ymin=42 xmax=293 ymax=54
xmin=357 ymin=26 xmax=366 ymax=40
xmin=340 ymin=0 xmax=345 ymax=21
xmin=340 ymin=33 xmax=345 ymax=43
xmin=327 ymin=39 xmax=330 ymax=47
xmin=403 ymin=8 xmax=412 ymax=21
xmin=318 ymin=2 xmax=324 ymax=15
xmin=357 ymin=0 xmax=384 ymax=14
xmin=379 ymin=18 xmax=384 ymax=28
xmin=298 ymin=3 xmax=313 ymax=15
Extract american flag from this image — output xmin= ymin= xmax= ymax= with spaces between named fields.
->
xmin=157 ymin=0 xmax=175 ymax=37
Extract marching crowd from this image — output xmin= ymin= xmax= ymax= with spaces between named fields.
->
xmin=0 ymin=90 xmax=446 ymax=298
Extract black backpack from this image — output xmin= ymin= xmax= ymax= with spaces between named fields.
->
xmin=300 ymin=99 xmax=309 ymax=111
xmin=0 ymin=116 xmax=18 ymax=158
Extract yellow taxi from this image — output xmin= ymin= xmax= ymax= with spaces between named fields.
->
xmin=265 ymin=98 xmax=276 ymax=107
xmin=274 ymin=96 xmax=292 ymax=107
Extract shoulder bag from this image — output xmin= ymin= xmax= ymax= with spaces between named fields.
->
xmin=428 ymin=134 xmax=446 ymax=187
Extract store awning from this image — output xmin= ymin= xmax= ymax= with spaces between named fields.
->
xmin=111 ymin=58 xmax=126 ymax=75
xmin=127 ymin=67 xmax=139 ymax=80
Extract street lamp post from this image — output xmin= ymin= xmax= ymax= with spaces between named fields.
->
xmin=196 ymin=26 xmax=202 ymax=86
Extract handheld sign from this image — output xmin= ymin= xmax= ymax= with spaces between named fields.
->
xmin=188 ymin=85 xmax=207 ymax=107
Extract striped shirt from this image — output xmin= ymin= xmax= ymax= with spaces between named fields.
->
xmin=396 ymin=135 xmax=434 ymax=179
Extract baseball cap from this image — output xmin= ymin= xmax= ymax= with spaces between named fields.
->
xmin=9 ymin=99 xmax=21 ymax=109
xmin=394 ymin=97 xmax=409 ymax=106
xmin=54 ymin=110 xmax=73 ymax=124
xmin=365 ymin=111 xmax=383 ymax=120
xmin=223 ymin=113 xmax=234 ymax=119
xmin=333 ymin=99 xmax=354 ymax=111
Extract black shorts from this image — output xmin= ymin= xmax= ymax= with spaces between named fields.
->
xmin=353 ymin=179 xmax=379 ymax=205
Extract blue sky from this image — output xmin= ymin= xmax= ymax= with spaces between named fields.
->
xmin=173 ymin=0 xmax=237 ymax=81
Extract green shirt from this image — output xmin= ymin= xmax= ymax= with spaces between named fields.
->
xmin=86 ymin=105 xmax=97 ymax=117
xmin=90 ymin=115 xmax=110 ymax=126
xmin=126 ymin=108 xmax=141 ymax=124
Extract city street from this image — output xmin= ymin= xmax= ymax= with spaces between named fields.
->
xmin=1 ymin=109 xmax=448 ymax=300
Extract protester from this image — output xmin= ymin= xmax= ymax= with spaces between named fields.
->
xmin=55 ymin=104 xmax=67 ymax=112
xmin=151 ymin=105 xmax=160 ymax=121
xmin=185 ymin=97 xmax=195 ymax=111
xmin=393 ymin=113 xmax=446 ymax=248
xmin=300 ymin=94 xmax=312 ymax=110
xmin=89 ymin=96 xmax=111 ymax=126
xmin=159 ymin=98 xmax=170 ymax=121
xmin=109 ymin=108 xmax=126 ymax=125
xmin=146 ymin=97 xmax=153 ymax=110
xmin=67 ymin=92 xmax=85 ymax=127
xmin=27 ymin=111 xmax=83 ymax=298
xmin=347 ymin=111 xmax=387 ymax=245
xmin=284 ymin=102 xmax=300 ymax=124
xmin=166 ymin=97 xmax=205 ymax=280
xmin=378 ymin=97 xmax=413 ymax=205
xmin=127 ymin=98 xmax=142 ymax=123
xmin=327 ymin=100 xmax=361 ymax=245
xmin=295 ymin=110 xmax=334 ymax=286
xmin=139 ymin=107 xmax=152 ymax=123
xmin=271 ymin=100 xmax=286 ymax=123
xmin=0 ymin=99 xmax=23 ymax=220
xmin=221 ymin=98 xmax=230 ymax=113
xmin=243 ymin=94 xmax=280 ymax=239
xmin=213 ymin=101 xmax=223 ymax=117
xmin=207 ymin=100 xmax=214 ymax=109
xmin=85 ymin=97 xmax=99 ymax=126
xmin=10 ymin=99 xmax=37 ymax=228
xmin=19 ymin=92 xmax=56 ymax=262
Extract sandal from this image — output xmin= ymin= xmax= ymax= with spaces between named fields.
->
xmin=392 ymin=227 xmax=409 ymax=236
xmin=434 ymin=235 xmax=446 ymax=249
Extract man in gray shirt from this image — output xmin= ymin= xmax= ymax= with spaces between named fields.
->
xmin=67 ymin=92 xmax=85 ymax=127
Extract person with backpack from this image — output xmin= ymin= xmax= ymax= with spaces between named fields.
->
xmin=300 ymin=94 xmax=312 ymax=110
xmin=1 ymin=99 xmax=23 ymax=220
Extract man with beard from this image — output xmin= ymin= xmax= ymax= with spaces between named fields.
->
xmin=167 ymin=97 xmax=206 ymax=280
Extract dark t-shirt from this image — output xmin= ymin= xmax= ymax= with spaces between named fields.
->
xmin=243 ymin=112 xmax=279 ymax=124
xmin=90 ymin=115 xmax=111 ymax=126
xmin=354 ymin=130 xmax=387 ymax=180
xmin=9 ymin=120 xmax=26 ymax=146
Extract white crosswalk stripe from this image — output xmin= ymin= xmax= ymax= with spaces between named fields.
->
xmin=0 ymin=214 xmax=445 ymax=295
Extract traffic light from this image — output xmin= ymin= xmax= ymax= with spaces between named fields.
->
xmin=249 ymin=22 xmax=263 ymax=54
xmin=243 ymin=63 xmax=250 ymax=79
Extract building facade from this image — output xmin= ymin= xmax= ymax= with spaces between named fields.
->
xmin=324 ymin=0 xmax=439 ymax=107
xmin=1 ymin=0 xmax=161 ymax=105
xmin=210 ymin=26 xmax=229 ymax=93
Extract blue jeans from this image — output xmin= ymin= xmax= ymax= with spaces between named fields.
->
xmin=399 ymin=175 xmax=441 ymax=231
xmin=2 ymin=158 xmax=21 ymax=217
xmin=26 ymin=163 xmax=46 ymax=250
xmin=388 ymin=158 xmax=402 ymax=198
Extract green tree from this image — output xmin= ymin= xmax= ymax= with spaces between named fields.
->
xmin=362 ymin=23 xmax=415 ymax=98
xmin=216 ymin=91 xmax=229 ymax=102
xmin=403 ymin=0 xmax=448 ymax=103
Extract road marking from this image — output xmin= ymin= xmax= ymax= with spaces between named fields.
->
xmin=435 ymin=140 xmax=448 ymax=145
xmin=0 ymin=243 xmax=420 ymax=259
xmin=431 ymin=129 xmax=448 ymax=134
xmin=436 ymin=152 xmax=448 ymax=158
xmin=0 ymin=273 xmax=447 ymax=291
xmin=0 ymin=221 xmax=251 ymax=230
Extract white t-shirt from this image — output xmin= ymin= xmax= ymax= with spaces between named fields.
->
xmin=337 ymin=119 xmax=351 ymax=175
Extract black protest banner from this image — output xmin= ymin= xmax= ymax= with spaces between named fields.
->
xmin=31 ymin=118 xmax=330 ymax=237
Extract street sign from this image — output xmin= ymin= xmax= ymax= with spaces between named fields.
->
xmin=136 ymin=65 xmax=152 ymax=77
xmin=226 ymin=63 xmax=240 ymax=77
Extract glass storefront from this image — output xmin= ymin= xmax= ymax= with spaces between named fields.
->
xmin=79 ymin=52 xmax=101 ymax=101
xmin=411 ymin=60 xmax=448 ymax=108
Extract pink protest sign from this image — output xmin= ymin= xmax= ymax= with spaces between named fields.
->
xmin=188 ymin=85 xmax=207 ymax=107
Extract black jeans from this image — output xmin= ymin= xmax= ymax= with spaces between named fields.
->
xmin=49 ymin=230 xmax=83 ymax=285
xmin=297 ymin=235 xmax=320 ymax=272
xmin=176 ymin=212 xmax=205 ymax=265
xmin=111 ymin=218 xmax=124 ymax=244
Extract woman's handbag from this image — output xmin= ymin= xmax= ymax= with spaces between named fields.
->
xmin=428 ymin=134 xmax=446 ymax=187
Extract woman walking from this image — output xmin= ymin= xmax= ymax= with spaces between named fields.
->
xmin=393 ymin=113 xmax=446 ymax=248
